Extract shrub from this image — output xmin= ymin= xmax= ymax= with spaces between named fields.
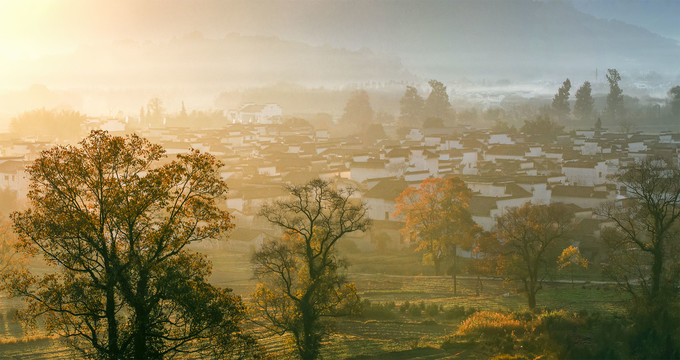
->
xmin=491 ymin=355 xmax=531 ymax=360
xmin=443 ymin=305 xmax=474 ymax=320
xmin=400 ymin=301 xmax=410 ymax=314
xmin=425 ymin=303 xmax=440 ymax=317
xmin=456 ymin=311 xmax=526 ymax=338
xmin=358 ymin=299 xmax=397 ymax=320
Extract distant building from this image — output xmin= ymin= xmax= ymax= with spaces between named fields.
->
xmin=0 ymin=158 xmax=29 ymax=198
xmin=228 ymin=104 xmax=282 ymax=124
xmin=82 ymin=118 xmax=127 ymax=133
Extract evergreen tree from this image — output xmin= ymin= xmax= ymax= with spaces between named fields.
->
xmin=606 ymin=69 xmax=624 ymax=123
xmin=340 ymin=90 xmax=374 ymax=132
xmin=574 ymin=81 xmax=595 ymax=122
xmin=669 ymin=85 xmax=680 ymax=119
xmin=399 ymin=86 xmax=424 ymax=126
xmin=424 ymin=80 xmax=452 ymax=122
xmin=551 ymin=78 xmax=571 ymax=121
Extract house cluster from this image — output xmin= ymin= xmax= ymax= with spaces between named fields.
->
xmin=2 ymin=118 xmax=680 ymax=262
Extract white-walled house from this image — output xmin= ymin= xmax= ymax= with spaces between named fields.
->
xmin=0 ymin=159 xmax=28 ymax=198
xmin=562 ymin=160 xmax=608 ymax=186
xmin=363 ymin=179 xmax=408 ymax=221
xmin=488 ymin=133 xmax=514 ymax=145
xmin=228 ymin=104 xmax=282 ymax=124
xmin=350 ymin=160 xmax=389 ymax=183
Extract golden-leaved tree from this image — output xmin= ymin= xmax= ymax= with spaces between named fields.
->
xmin=4 ymin=131 xmax=258 ymax=360
xmin=493 ymin=203 xmax=575 ymax=309
xmin=394 ymin=177 xmax=479 ymax=295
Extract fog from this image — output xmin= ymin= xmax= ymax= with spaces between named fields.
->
xmin=3 ymin=1 xmax=680 ymax=358
xmin=1 ymin=0 xmax=679 ymax=128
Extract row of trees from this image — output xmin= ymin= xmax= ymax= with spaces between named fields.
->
xmin=550 ymin=69 xmax=620 ymax=124
xmin=551 ymin=69 xmax=680 ymax=126
xmin=394 ymin=157 xmax=680 ymax=315
xmin=394 ymin=177 xmax=578 ymax=310
xmin=399 ymin=80 xmax=453 ymax=127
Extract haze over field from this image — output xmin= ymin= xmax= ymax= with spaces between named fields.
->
xmin=4 ymin=2 xmax=680 ymax=359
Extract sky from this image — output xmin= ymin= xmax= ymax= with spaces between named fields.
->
xmin=2 ymin=0 xmax=678 ymax=60
xmin=0 ymin=0 xmax=678 ymax=120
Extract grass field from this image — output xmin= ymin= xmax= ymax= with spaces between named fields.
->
xmin=0 ymin=246 xmax=630 ymax=359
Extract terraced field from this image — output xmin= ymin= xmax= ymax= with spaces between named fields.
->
xmin=0 ymin=247 xmax=627 ymax=359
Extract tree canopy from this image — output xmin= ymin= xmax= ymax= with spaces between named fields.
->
xmin=10 ymin=108 xmax=85 ymax=142
xmin=599 ymin=157 xmax=680 ymax=306
xmin=492 ymin=203 xmax=575 ymax=309
xmin=424 ymin=80 xmax=452 ymax=123
xmin=669 ymin=85 xmax=680 ymax=119
xmin=574 ymin=81 xmax=594 ymax=123
xmin=521 ymin=114 xmax=564 ymax=142
xmin=340 ymin=90 xmax=374 ymax=132
xmin=399 ymin=85 xmax=425 ymax=126
xmin=252 ymin=178 xmax=370 ymax=360
xmin=606 ymin=68 xmax=624 ymax=123
xmin=394 ymin=177 xmax=478 ymax=294
xmin=4 ymin=131 xmax=256 ymax=359
xmin=551 ymin=78 xmax=571 ymax=121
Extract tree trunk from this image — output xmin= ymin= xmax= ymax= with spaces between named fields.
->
xmin=528 ymin=289 xmax=537 ymax=310
xmin=650 ymin=243 xmax=664 ymax=301
xmin=105 ymin=282 xmax=119 ymax=360
xmin=299 ymin=300 xmax=319 ymax=360
xmin=434 ymin=257 xmax=441 ymax=276
xmin=451 ymin=248 xmax=458 ymax=296
xmin=133 ymin=273 xmax=149 ymax=360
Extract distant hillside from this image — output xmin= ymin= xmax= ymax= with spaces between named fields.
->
xmin=211 ymin=0 xmax=680 ymax=81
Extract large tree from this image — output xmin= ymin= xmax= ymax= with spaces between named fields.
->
xmin=605 ymin=68 xmax=624 ymax=123
xmin=669 ymin=85 xmax=680 ymax=119
xmin=599 ymin=157 xmax=680 ymax=306
xmin=252 ymin=179 xmax=370 ymax=360
xmin=399 ymin=85 xmax=424 ymax=126
xmin=340 ymin=90 xmax=374 ymax=132
xmin=574 ymin=81 xmax=595 ymax=123
xmin=521 ymin=114 xmax=564 ymax=143
xmin=493 ymin=203 xmax=575 ymax=309
xmin=424 ymin=80 xmax=452 ymax=123
xmin=551 ymin=78 xmax=571 ymax=121
xmin=394 ymin=177 xmax=478 ymax=294
xmin=4 ymin=131 xmax=256 ymax=360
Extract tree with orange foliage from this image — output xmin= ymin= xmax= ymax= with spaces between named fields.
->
xmin=394 ymin=177 xmax=478 ymax=295
xmin=494 ymin=203 xmax=575 ymax=309
xmin=558 ymin=245 xmax=589 ymax=288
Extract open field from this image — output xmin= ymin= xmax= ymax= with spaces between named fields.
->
xmin=0 ymin=246 xmax=630 ymax=359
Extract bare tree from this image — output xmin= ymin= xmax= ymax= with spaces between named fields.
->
xmin=252 ymin=178 xmax=370 ymax=360
xmin=599 ymin=157 xmax=680 ymax=306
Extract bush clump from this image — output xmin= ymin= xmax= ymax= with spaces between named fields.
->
xmin=358 ymin=299 xmax=396 ymax=320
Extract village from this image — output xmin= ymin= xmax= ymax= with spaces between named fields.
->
xmin=0 ymin=102 xmax=676 ymax=269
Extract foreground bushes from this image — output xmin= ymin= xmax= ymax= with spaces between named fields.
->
xmin=357 ymin=300 xmax=475 ymax=321
xmin=442 ymin=310 xmax=631 ymax=359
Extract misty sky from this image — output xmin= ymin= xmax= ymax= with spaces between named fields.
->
xmin=0 ymin=0 xmax=678 ymax=121
xmin=3 ymin=0 xmax=678 ymax=59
